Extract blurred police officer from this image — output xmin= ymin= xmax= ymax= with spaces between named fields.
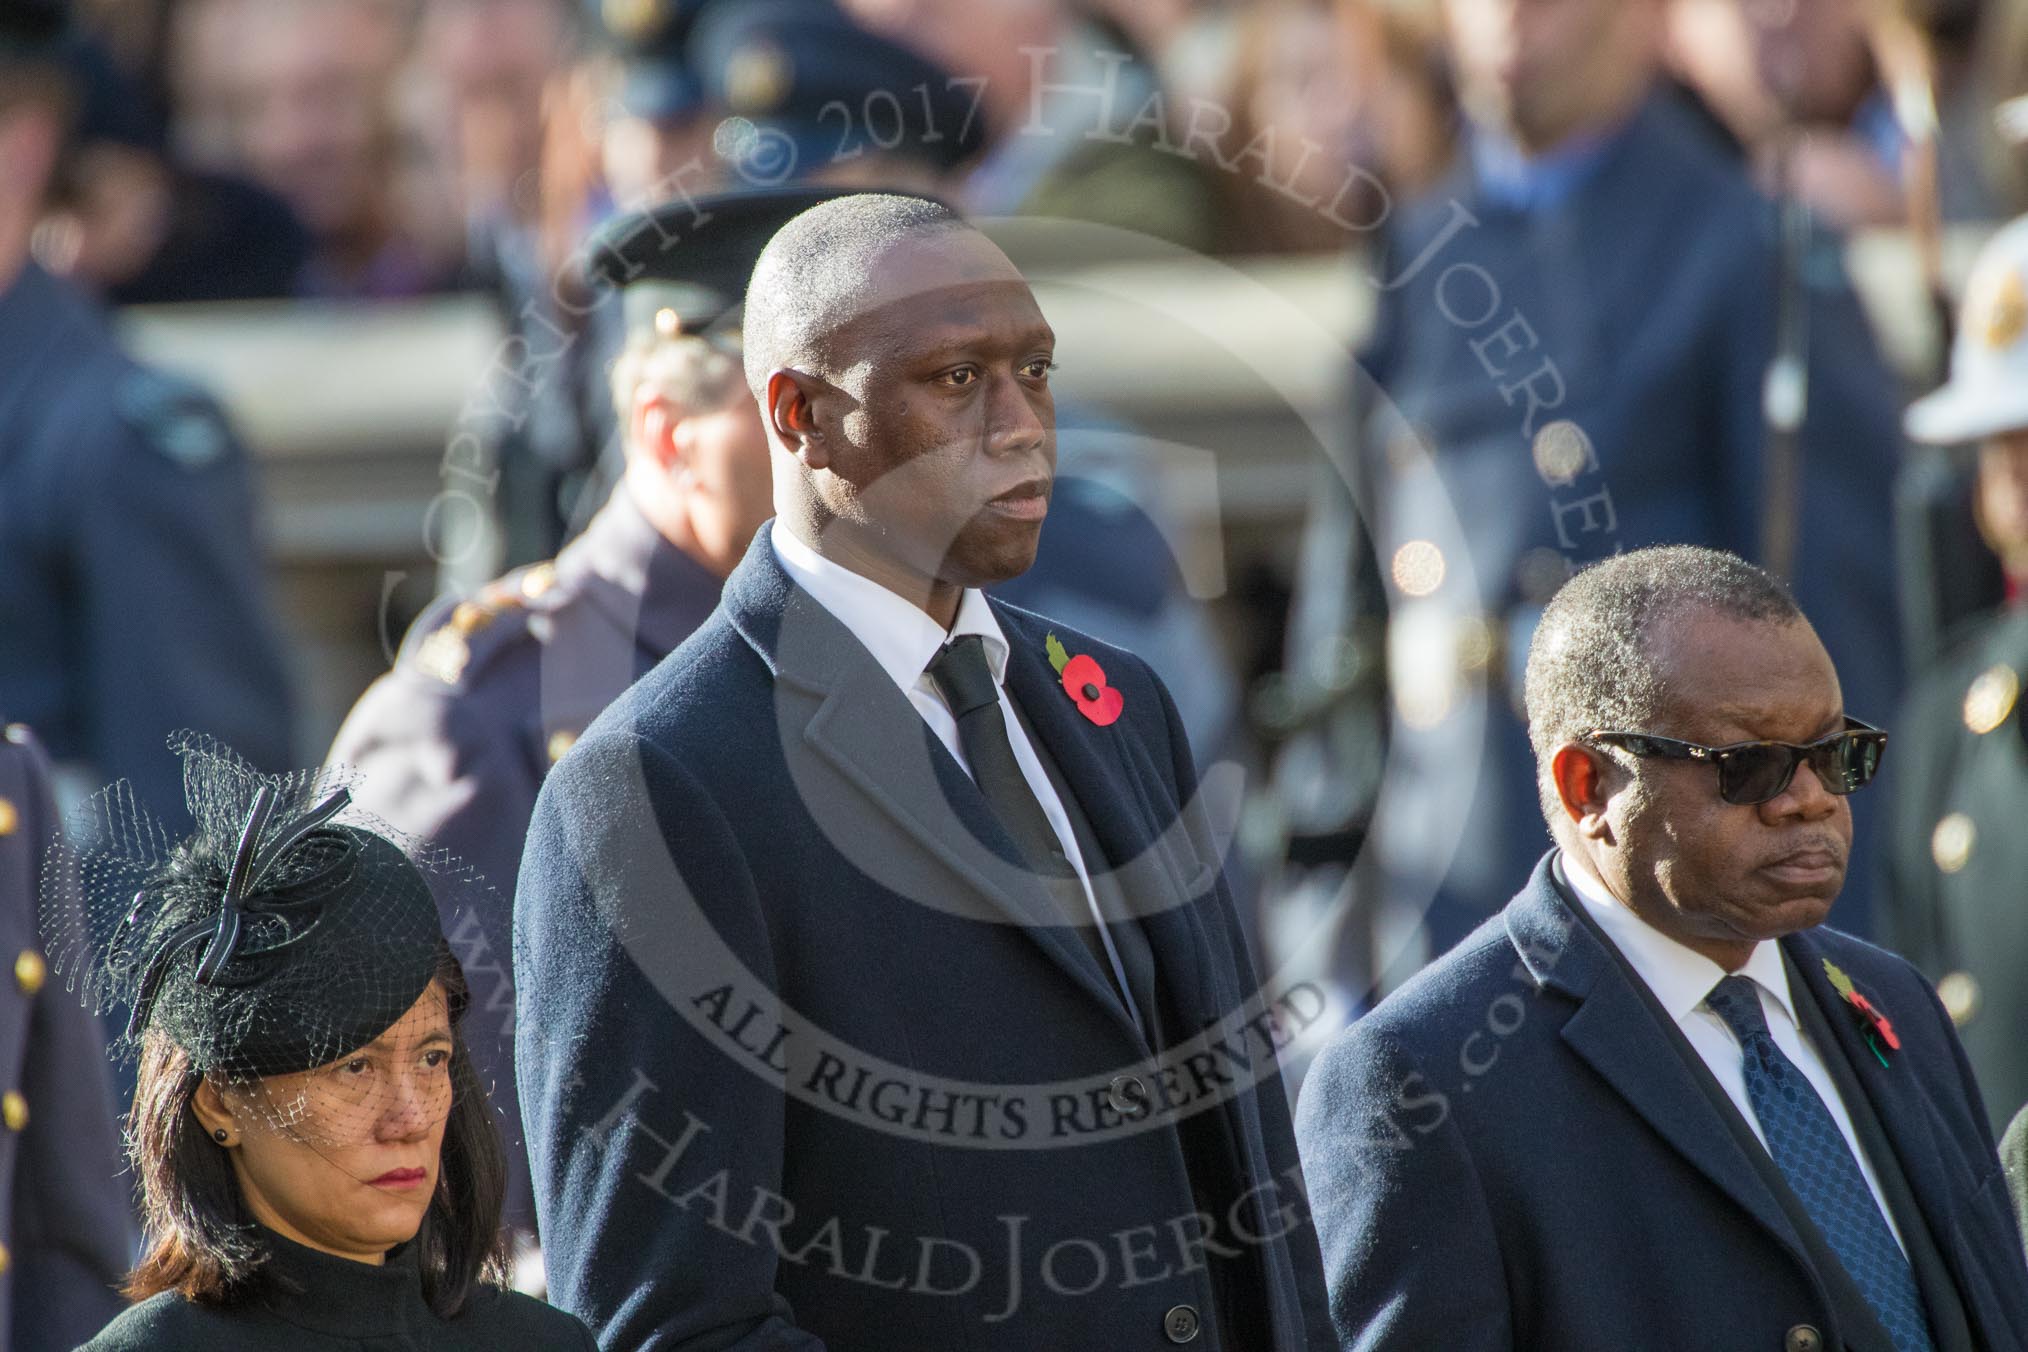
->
xmin=492 ymin=0 xmax=723 ymax=568
xmin=329 ymin=186 xmax=849 ymax=1241
xmin=0 ymin=0 xmax=292 ymax=822
xmin=559 ymin=0 xmax=990 ymax=532
xmin=0 ymin=720 xmax=132 ymax=1351
xmin=503 ymin=0 xmax=994 ymax=567
xmin=1885 ymin=215 xmax=2028 ymax=1133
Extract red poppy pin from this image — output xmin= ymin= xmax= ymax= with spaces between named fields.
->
xmin=1046 ymin=633 xmax=1123 ymax=726
xmin=1823 ymin=959 xmax=1900 ymax=1067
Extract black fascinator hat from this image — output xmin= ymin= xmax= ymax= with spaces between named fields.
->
xmin=43 ymin=733 xmax=452 ymax=1079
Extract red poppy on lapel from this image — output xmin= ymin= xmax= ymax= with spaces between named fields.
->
xmin=1045 ymin=633 xmax=1124 ymax=726
xmin=1823 ymin=958 xmax=1900 ymax=1066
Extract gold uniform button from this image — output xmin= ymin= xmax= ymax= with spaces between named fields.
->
xmin=1963 ymin=664 xmax=2020 ymax=735
xmin=1932 ymin=812 xmax=1977 ymax=874
xmin=547 ymin=730 xmax=579 ymax=764
xmin=520 ymin=563 xmax=558 ymax=600
xmin=0 ymin=1241 xmax=10 ymax=1273
xmin=14 ymin=949 xmax=44 ymax=996
xmin=3 ymin=1091 xmax=27 ymax=1132
xmin=0 ymin=796 xmax=14 ymax=837
xmin=416 ymin=627 xmax=471 ymax=685
xmin=450 ymin=601 xmax=494 ymax=636
xmin=1938 ymin=971 xmax=1982 ymax=1026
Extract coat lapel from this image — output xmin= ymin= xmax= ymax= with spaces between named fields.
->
xmin=721 ymin=534 xmax=1139 ymax=1034
xmin=1508 ymin=858 xmax=1816 ymax=1267
xmin=995 ymin=606 xmax=1215 ymax=905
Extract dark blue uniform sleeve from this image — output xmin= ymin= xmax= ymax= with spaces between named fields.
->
xmin=5 ymin=728 xmax=134 ymax=1352
xmin=515 ymin=732 xmax=826 ymax=1352
xmin=329 ymin=671 xmax=542 ymax=907
xmin=67 ymin=381 xmax=292 ymax=817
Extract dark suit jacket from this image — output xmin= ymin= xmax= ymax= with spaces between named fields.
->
xmin=514 ymin=529 xmax=1331 ymax=1351
xmin=1294 ymin=852 xmax=2028 ymax=1351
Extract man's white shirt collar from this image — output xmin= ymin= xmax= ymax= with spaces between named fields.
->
xmin=1561 ymin=853 xmax=1799 ymax=1031
xmin=770 ymin=519 xmax=1009 ymax=690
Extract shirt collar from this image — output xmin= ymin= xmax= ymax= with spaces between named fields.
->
xmin=1561 ymin=852 xmax=1798 ymax=1030
xmin=1468 ymin=117 xmax=1625 ymax=212
xmin=769 ymin=519 xmax=1009 ymax=694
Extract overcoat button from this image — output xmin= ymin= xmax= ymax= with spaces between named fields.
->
xmin=1784 ymin=1325 xmax=1823 ymax=1352
xmin=1105 ymin=1073 xmax=1149 ymax=1119
xmin=1163 ymin=1303 xmax=1200 ymax=1343
xmin=14 ymin=949 xmax=44 ymax=995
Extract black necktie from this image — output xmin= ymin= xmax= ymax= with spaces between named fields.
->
xmin=926 ymin=635 xmax=1114 ymax=980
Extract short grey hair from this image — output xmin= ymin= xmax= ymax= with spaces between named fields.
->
xmin=741 ymin=193 xmax=968 ymax=399
xmin=1522 ymin=545 xmax=1804 ymax=826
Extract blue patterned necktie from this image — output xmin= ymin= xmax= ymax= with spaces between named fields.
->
xmin=1704 ymin=975 xmax=1935 ymax=1352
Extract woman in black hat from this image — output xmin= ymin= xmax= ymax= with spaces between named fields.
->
xmin=50 ymin=736 xmax=593 ymax=1351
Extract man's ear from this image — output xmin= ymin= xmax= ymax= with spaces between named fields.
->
xmin=1550 ymin=742 xmax=1616 ymax=843
xmin=630 ymin=387 xmax=685 ymax=475
xmin=189 ymin=1076 xmax=237 ymax=1145
xmin=766 ymin=368 xmax=827 ymax=470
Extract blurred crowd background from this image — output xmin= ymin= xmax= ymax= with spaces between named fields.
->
xmin=9 ymin=0 xmax=2028 ymax=1095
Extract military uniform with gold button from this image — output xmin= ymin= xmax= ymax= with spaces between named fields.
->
xmin=1885 ymin=608 xmax=2028 ymax=1131
xmin=1887 ymin=215 xmax=2028 ymax=1134
xmin=0 ymin=721 xmax=133 ymax=1350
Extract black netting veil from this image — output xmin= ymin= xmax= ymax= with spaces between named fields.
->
xmin=40 ymin=732 xmax=487 ymax=1156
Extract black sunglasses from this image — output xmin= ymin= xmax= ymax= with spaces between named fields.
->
xmin=1584 ymin=717 xmax=1888 ymax=806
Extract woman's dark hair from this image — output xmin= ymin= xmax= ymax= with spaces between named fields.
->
xmin=123 ymin=944 xmax=510 ymax=1315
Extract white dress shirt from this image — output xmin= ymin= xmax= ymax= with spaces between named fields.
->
xmin=770 ymin=521 xmax=1145 ymax=1031
xmin=1561 ymin=856 xmax=1906 ymax=1253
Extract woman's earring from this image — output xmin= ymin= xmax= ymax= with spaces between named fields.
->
xmin=212 ymin=1128 xmax=229 ymax=1144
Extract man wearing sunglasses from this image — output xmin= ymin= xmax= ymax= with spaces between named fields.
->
xmin=1296 ymin=545 xmax=2028 ymax=1352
